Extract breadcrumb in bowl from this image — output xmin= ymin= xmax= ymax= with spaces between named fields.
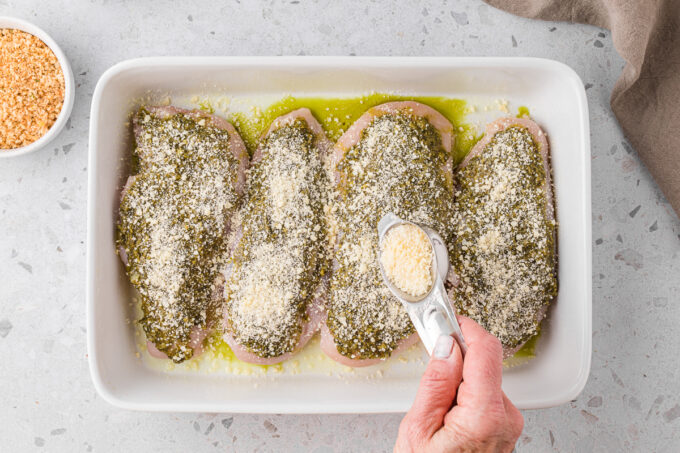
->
xmin=0 ymin=16 xmax=74 ymax=158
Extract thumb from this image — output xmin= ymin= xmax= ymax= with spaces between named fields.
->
xmin=407 ymin=335 xmax=464 ymax=439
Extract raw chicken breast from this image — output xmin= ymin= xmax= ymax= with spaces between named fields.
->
xmin=220 ymin=108 xmax=332 ymax=365
xmin=449 ymin=116 xmax=556 ymax=359
xmin=118 ymin=106 xmax=248 ymax=363
xmin=323 ymin=101 xmax=457 ymax=367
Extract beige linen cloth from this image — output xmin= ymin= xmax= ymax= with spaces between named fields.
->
xmin=485 ymin=0 xmax=680 ymax=215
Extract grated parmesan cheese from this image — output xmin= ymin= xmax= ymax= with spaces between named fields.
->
xmin=380 ymin=224 xmax=434 ymax=297
xmin=328 ymin=110 xmax=456 ymax=360
xmin=223 ymin=118 xmax=330 ymax=358
xmin=118 ymin=108 xmax=242 ymax=363
xmin=450 ymin=126 xmax=557 ymax=350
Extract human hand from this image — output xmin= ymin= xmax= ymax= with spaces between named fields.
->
xmin=395 ymin=316 xmax=523 ymax=453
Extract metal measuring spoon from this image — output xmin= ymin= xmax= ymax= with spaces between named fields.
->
xmin=377 ymin=213 xmax=467 ymax=357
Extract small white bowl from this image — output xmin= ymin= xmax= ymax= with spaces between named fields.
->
xmin=0 ymin=16 xmax=75 ymax=158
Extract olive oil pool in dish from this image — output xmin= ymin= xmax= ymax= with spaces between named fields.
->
xmin=117 ymin=95 xmax=554 ymax=371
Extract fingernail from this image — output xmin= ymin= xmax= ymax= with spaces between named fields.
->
xmin=433 ymin=335 xmax=454 ymax=359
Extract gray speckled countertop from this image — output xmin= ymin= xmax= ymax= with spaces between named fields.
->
xmin=1 ymin=1 xmax=679 ymax=451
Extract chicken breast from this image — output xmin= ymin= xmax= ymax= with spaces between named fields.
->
xmin=220 ymin=108 xmax=332 ymax=365
xmin=323 ymin=101 xmax=457 ymax=367
xmin=118 ymin=106 xmax=248 ymax=363
xmin=459 ymin=117 xmax=553 ymax=221
xmin=448 ymin=117 xmax=557 ymax=359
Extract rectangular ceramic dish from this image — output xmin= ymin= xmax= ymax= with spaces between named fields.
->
xmin=87 ymin=56 xmax=591 ymax=412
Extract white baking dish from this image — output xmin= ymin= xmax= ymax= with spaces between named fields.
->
xmin=87 ymin=57 xmax=591 ymax=413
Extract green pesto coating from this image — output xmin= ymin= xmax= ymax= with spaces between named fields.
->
xmin=224 ymin=119 xmax=329 ymax=358
xmin=450 ymin=126 xmax=557 ymax=350
xmin=118 ymin=108 xmax=241 ymax=363
xmin=329 ymin=112 xmax=456 ymax=360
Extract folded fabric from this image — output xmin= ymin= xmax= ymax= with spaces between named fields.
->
xmin=485 ymin=0 xmax=680 ymax=216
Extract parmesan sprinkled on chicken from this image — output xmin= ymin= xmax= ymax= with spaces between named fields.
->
xmin=449 ymin=119 xmax=557 ymax=357
xmin=324 ymin=102 xmax=456 ymax=364
xmin=222 ymin=110 xmax=331 ymax=361
xmin=118 ymin=107 xmax=247 ymax=363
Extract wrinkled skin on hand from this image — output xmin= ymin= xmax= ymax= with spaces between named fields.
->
xmin=395 ymin=317 xmax=524 ymax=453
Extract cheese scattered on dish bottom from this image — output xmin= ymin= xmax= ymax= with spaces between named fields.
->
xmin=380 ymin=224 xmax=433 ymax=297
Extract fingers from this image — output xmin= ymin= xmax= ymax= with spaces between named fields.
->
xmin=398 ymin=319 xmax=522 ymax=452
xmin=502 ymin=392 xmax=524 ymax=440
xmin=405 ymin=335 xmax=464 ymax=440
xmin=455 ymin=316 xmax=504 ymax=407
